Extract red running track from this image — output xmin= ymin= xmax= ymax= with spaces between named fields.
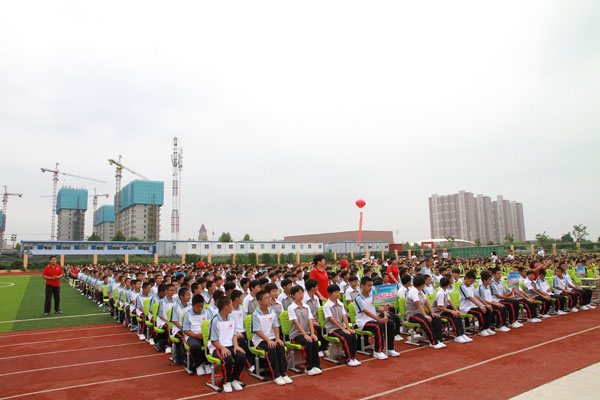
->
xmin=1 ymin=309 xmax=599 ymax=399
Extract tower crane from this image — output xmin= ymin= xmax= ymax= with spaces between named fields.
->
xmin=41 ymin=163 xmax=106 ymax=240
xmin=1 ymin=186 xmax=23 ymax=249
xmin=108 ymin=156 xmax=147 ymax=233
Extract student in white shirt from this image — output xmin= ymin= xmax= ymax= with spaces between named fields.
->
xmin=406 ymin=275 xmax=445 ymax=349
xmin=433 ymin=277 xmax=470 ymax=343
xmin=154 ymin=284 xmax=176 ymax=352
xmin=251 ymin=290 xmax=292 ymax=386
xmin=276 ymin=279 xmax=293 ymax=311
xmin=490 ymin=267 xmax=523 ymax=329
xmin=323 ymin=284 xmax=360 ymax=367
xmin=459 ymin=271 xmax=494 ymax=336
xmin=524 ymin=271 xmax=551 ymax=318
xmin=209 ymin=297 xmax=247 ymax=393
xmin=182 ymin=295 xmax=210 ymax=376
xmin=135 ymin=282 xmax=152 ymax=340
xmin=553 ymin=266 xmax=580 ymax=312
xmin=243 ymin=280 xmax=261 ymax=315
xmin=344 ymin=276 xmax=360 ymax=303
xmin=477 ymin=271 xmax=511 ymax=332
xmin=397 ymin=274 xmax=412 ymax=298
xmin=537 ymin=269 xmax=567 ymax=315
xmin=288 ymin=286 xmax=321 ymax=375
xmin=170 ymin=288 xmax=191 ymax=366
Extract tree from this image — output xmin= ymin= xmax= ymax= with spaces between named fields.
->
xmin=242 ymin=233 xmax=253 ymax=241
xmin=487 ymin=241 xmax=495 ymax=245
xmin=572 ymin=224 xmax=588 ymax=242
xmin=560 ymin=233 xmax=574 ymax=242
xmin=15 ymin=243 xmax=20 ymax=251
xmin=88 ymin=233 xmax=101 ymax=241
xmin=218 ymin=232 xmax=233 ymax=242
xmin=444 ymin=235 xmax=456 ymax=248
xmin=128 ymin=237 xmax=142 ymax=241
xmin=474 ymin=238 xmax=482 ymax=247
xmin=504 ymin=234 xmax=514 ymax=244
xmin=535 ymin=231 xmax=551 ymax=249
xmin=112 ymin=231 xmax=126 ymax=241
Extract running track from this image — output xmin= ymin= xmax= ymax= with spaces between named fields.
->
xmin=1 ymin=309 xmax=599 ymax=399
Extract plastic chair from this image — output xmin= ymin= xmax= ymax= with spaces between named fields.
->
xmin=151 ymin=302 xmax=166 ymax=339
xmin=201 ymin=320 xmax=224 ymax=392
xmin=244 ymin=315 xmax=269 ymax=381
xmin=280 ymin=311 xmax=308 ymax=372
xmin=347 ymin=302 xmax=374 ymax=355
xmin=102 ymin=286 xmax=110 ymax=312
xmin=397 ymin=297 xmax=425 ymax=346
xmin=317 ymin=306 xmax=344 ymax=364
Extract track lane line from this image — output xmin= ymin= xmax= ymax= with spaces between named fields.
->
xmin=0 ymin=324 xmax=121 ymax=338
xmin=0 ymin=332 xmax=132 ymax=348
xmin=0 ymin=342 xmax=146 ymax=360
xmin=0 ymin=313 xmax=106 ymax=324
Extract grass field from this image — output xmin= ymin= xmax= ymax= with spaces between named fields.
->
xmin=0 ymin=275 xmax=115 ymax=333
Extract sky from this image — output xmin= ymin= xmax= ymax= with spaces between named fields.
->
xmin=1 ymin=1 xmax=599 ymax=244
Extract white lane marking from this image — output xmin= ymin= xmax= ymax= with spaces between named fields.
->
xmin=0 ymin=342 xmax=145 ymax=360
xmin=0 ymin=332 xmax=131 ymax=348
xmin=0 ymin=324 xmax=121 ymax=338
xmin=0 ymin=282 xmax=15 ymax=288
xmin=0 ymin=313 xmax=106 ymax=324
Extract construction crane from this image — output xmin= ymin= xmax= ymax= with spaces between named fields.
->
xmin=41 ymin=163 xmax=106 ymax=241
xmin=1 ymin=186 xmax=23 ymax=249
xmin=108 ymin=156 xmax=147 ymax=233
xmin=171 ymin=137 xmax=183 ymax=240
xmin=91 ymin=188 xmax=110 ymax=228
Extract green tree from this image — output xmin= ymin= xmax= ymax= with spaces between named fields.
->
xmin=474 ymin=238 xmax=482 ymax=247
xmin=112 ymin=231 xmax=126 ymax=241
xmin=487 ymin=241 xmax=495 ymax=245
xmin=15 ymin=243 xmax=20 ymax=251
xmin=504 ymin=234 xmax=514 ymax=244
xmin=535 ymin=231 xmax=551 ymax=248
xmin=444 ymin=235 xmax=456 ymax=248
xmin=88 ymin=233 xmax=101 ymax=241
xmin=128 ymin=237 xmax=142 ymax=241
xmin=219 ymin=232 xmax=233 ymax=242
xmin=560 ymin=233 xmax=574 ymax=242
xmin=242 ymin=233 xmax=253 ymax=241
xmin=260 ymin=253 xmax=273 ymax=265
xmin=572 ymin=224 xmax=588 ymax=242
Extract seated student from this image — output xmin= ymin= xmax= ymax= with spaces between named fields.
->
xmin=506 ymin=270 xmax=542 ymax=323
xmin=372 ymin=277 xmax=402 ymax=341
xmin=397 ymin=274 xmax=412 ymax=298
xmin=432 ymin=267 xmax=444 ymax=285
xmin=206 ymin=290 xmax=224 ymax=320
xmin=338 ymin=271 xmax=350 ymax=294
xmin=276 ymin=279 xmax=294 ymax=311
xmin=566 ymin=263 xmax=595 ymax=310
xmin=148 ymin=284 xmax=166 ymax=346
xmin=323 ymin=284 xmax=361 ymax=367
xmin=155 ymin=284 xmax=177 ymax=353
xmin=423 ymin=275 xmax=435 ymax=295
xmin=523 ymin=270 xmax=552 ymax=319
xmin=208 ymin=296 xmax=247 ymax=393
xmin=490 ymin=267 xmax=522 ymax=329
xmin=239 ymin=278 xmax=250 ymax=300
xmin=170 ymin=287 xmax=191 ymax=366
xmin=229 ymin=290 xmax=252 ymax=367
xmin=450 ymin=268 xmax=462 ymax=290
xmin=243 ymin=280 xmax=261 ymax=315
xmin=265 ymin=283 xmax=283 ymax=320
xmin=224 ymin=281 xmax=236 ymax=297
xmin=354 ymin=276 xmax=399 ymax=359
xmin=251 ymin=290 xmax=292 ymax=386
xmin=406 ymin=275 xmax=445 ymax=349
xmin=287 ymin=286 xmax=322 ymax=375
xmin=433 ymin=277 xmax=471 ymax=343
xmin=537 ymin=269 xmax=567 ymax=315
xmin=182 ymin=295 xmax=211 ymax=376
xmin=344 ymin=275 xmax=360 ymax=303
xmin=459 ymin=271 xmax=494 ymax=336
xmin=476 ymin=271 xmax=511 ymax=332
xmin=135 ymin=282 xmax=153 ymax=340
xmin=553 ymin=266 xmax=581 ymax=312
xmin=303 ymin=279 xmax=329 ymax=354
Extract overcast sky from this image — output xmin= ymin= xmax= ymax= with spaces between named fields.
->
xmin=1 ymin=1 xmax=599 ymax=244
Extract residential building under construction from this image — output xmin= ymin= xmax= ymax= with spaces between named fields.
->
xmin=56 ymin=187 xmax=88 ymax=241
xmin=117 ymin=180 xmax=164 ymax=241
xmin=93 ymin=205 xmax=115 ymax=241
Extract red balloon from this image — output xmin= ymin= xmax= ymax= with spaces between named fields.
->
xmin=355 ymin=199 xmax=366 ymax=208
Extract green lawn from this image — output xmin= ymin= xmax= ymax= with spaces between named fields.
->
xmin=0 ymin=275 xmax=115 ymax=333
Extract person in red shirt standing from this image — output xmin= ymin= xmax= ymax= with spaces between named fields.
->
xmin=309 ymin=254 xmax=329 ymax=301
xmin=42 ymin=256 xmax=63 ymax=316
xmin=197 ymin=258 xmax=206 ymax=269
xmin=387 ymin=256 xmax=400 ymax=286
xmin=339 ymin=255 xmax=349 ymax=271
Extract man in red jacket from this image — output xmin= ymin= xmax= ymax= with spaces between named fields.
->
xmin=42 ymin=256 xmax=63 ymax=316
xmin=309 ymin=254 xmax=329 ymax=301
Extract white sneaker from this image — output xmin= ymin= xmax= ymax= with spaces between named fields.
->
xmin=274 ymin=377 xmax=286 ymax=385
xmin=165 ymin=346 xmax=172 ymax=354
xmin=394 ymin=334 xmax=403 ymax=341
xmin=540 ymin=314 xmax=550 ymax=319
xmin=510 ymin=322 xmax=521 ymax=329
xmin=588 ymin=304 xmax=596 ymax=309
xmin=231 ymin=380 xmax=244 ymax=391
xmin=138 ymin=334 xmax=145 ymax=340
xmin=528 ymin=318 xmax=541 ymax=323
xmin=307 ymin=367 xmax=319 ymax=376
xmin=196 ymin=367 xmax=206 ymax=376
xmin=149 ymin=338 xmax=155 ymax=345
xmin=463 ymin=335 xmax=473 ymax=342
xmin=282 ymin=375 xmax=293 ymax=384
xmin=478 ymin=330 xmax=490 ymax=337
xmin=373 ymin=351 xmax=388 ymax=360
xmin=571 ymin=308 xmax=579 ymax=313
xmin=203 ymin=364 xmax=212 ymax=375
xmin=318 ymin=351 xmax=324 ymax=357
xmin=454 ymin=336 xmax=466 ymax=343
xmin=496 ymin=326 xmax=511 ymax=333
xmin=223 ymin=383 xmax=233 ymax=393
xmin=387 ymin=350 xmax=400 ymax=357
xmin=486 ymin=329 xmax=496 ymax=335
xmin=581 ymin=305 xmax=590 ymax=311
xmin=556 ymin=310 xmax=567 ymax=315
xmin=353 ymin=358 xmax=362 ymax=365
xmin=347 ymin=359 xmax=358 ymax=367
xmin=430 ymin=342 xmax=445 ymax=349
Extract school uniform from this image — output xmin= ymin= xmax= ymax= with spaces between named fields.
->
xmin=478 ymin=284 xmax=508 ymax=327
xmin=243 ymin=295 xmax=259 ymax=315
xmin=553 ymin=275 xmax=579 ymax=309
xmin=208 ymin=313 xmax=247 ymax=384
xmin=303 ymin=293 xmax=328 ymax=351
xmin=490 ymin=279 xmax=519 ymax=324
xmin=323 ymin=298 xmax=357 ymax=363
xmin=205 ymin=304 xmax=219 ymax=321
xmin=276 ymin=292 xmax=293 ymax=311
xmin=354 ymin=292 xmax=396 ymax=352
xmin=182 ymin=308 xmax=209 ymax=370
xmin=251 ymin=307 xmax=287 ymax=379
xmin=537 ymin=278 xmax=565 ymax=312
xmin=155 ymin=296 xmax=175 ymax=351
xmin=524 ymin=279 xmax=552 ymax=315
xmin=406 ymin=287 xmax=443 ymax=345
xmin=170 ymin=300 xmax=190 ymax=364
xmin=420 ymin=266 xmax=431 ymax=276
xmin=135 ymin=293 xmax=151 ymax=335
xmin=345 ymin=286 xmax=360 ymax=302
xmin=397 ymin=285 xmax=409 ymax=299
xmin=459 ymin=283 xmax=491 ymax=331
xmin=288 ymin=302 xmax=320 ymax=370
xmin=230 ymin=304 xmax=251 ymax=361
xmin=433 ymin=288 xmax=465 ymax=336
xmin=423 ymin=284 xmax=435 ymax=295
xmin=566 ymin=274 xmax=593 ymax=306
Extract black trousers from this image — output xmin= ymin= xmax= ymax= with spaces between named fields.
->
xmin=256 ymin=341 xmax=287 ymax=378
xmin=212 ymin=346 xmax=247 ymax=383
xmin=312 ymin=325 xmax=329 ymax=351
xmin=440 ymin=311 xmax=465 ymax=336
xmin=363 ymin=319 xmax=396 ymax=352
xmin=187 ymin=337 xmax=208 ymax=368
xmin=534 ymin=296 xmax=553 ymax=315
xmin=329 ymin=329 xmax=357 ymax=362
xmin=408 ymin=313 xmax=443 ymax=344
xmin=549 ymin=294 xmax=566 ymax=311
xmin=518 ymin=299 xmax=538 ymax=319
xmin=291 ymin=335 xmax=320 ymax=370
xmin=155 ymin=324 xmax=169 ymax=350
xmin=491 ymin=304 xmax=508 ymax=327
xmin=44 ymin=285 xmax=60 ymax=313
xmin=499 ymin=299 xmax=520 ymax=323
xmin=561 ymin=292 xmax=579 ymax=309
xmin=574 ymin=288 xmax=592 ymax=306
xmin=466 ymin=307 xmax=491 ymax=331
xmin=172 ymin=332 xmax=185 ymax=364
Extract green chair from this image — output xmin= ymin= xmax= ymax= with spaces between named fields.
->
xmin=151 ymin=302 xmax=166 ymax=344
xmin=317 ymin=306 xmax=344 ymax=364
xmin=244 ymin=315 xmax=269 ymax=381
xmin=397 ymin=297 xmax=425 ymax=346
xmin=201 ymin=320 xmax=223 ymax=392
xmin=280 ymin=311 xmax=308 ymax=372
xmin=449 ymin=291 xmax=474 ymax=333
xmin=347 ymin=302 xmax=374 ymax=355
xmin=112 ymin=289 xmax=120 ymax=320
xmin=102 ymin=286 xmax=110 ymax=312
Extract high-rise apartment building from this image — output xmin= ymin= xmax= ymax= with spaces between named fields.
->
xmin=94 ymin=205 xmax=115 ymax=241
xmin=56 ymin=188 xmax=88 ymax=240
xmin=116 ymin=180 xmax=164 ymax=241
xmin=429 ymin=191 xmax=525 ymax=243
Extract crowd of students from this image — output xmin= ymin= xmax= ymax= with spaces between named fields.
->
xmin=66 ymin=252 xmax=600 ymax=393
